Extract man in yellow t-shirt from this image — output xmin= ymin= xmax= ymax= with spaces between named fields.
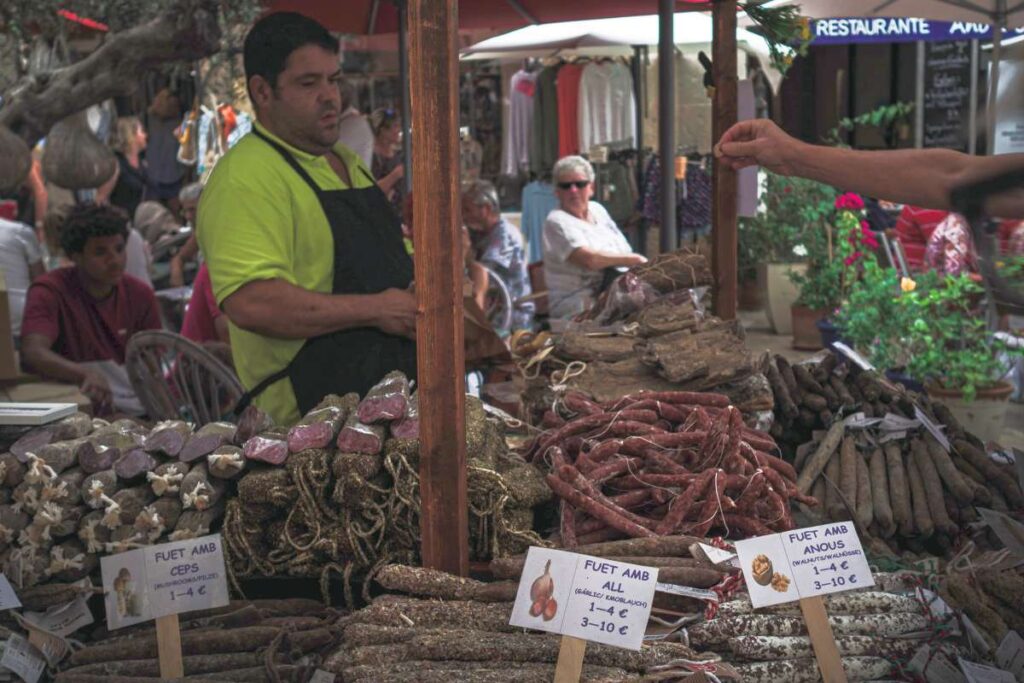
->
xmin=197 ymin=12 xmax=417 ymax=424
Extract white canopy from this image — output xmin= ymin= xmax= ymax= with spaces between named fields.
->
xmin=461 ymin=12 xmax=779 ymax=83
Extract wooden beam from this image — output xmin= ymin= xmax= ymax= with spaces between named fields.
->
xmin=409 ymin=0 xmax=470 ymax=576
xmin=712 ymin=0 xmax=739 ymax=321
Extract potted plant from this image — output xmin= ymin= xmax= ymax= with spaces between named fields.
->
xmin=835 ymin=260 xmax=922 ymax=390
xmin=741 ymin=172 xmax=828 ymax=334
xmin=788 ymin=192 xmax=878 ymax=350
xmin=838 ymin=269 xmax=1022 ymax=442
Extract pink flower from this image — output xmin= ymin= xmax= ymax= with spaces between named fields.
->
xmin=844 ymin=251 xmax=863 ymax=266
xmin=834 ymin=192 xmax=865 ymax=211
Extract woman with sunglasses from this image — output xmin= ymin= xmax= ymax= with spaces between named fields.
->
xmin=370 ymin=107 xmax=406 ymax=216
xmin=542 ymin=155 xmax=647 ymax=323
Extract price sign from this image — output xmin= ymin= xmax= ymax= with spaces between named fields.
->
xmin=958 ymin=657 xmax=1016 ymax=683
xmin=782 ymin=521 xmax=875 ymax=600
xmin=101 ymin=534 xmax=229 ymax=630
xmin=144 ymin=534 xmax=229 ymax=618
xmin=915 ymin=406 xmax=951 ymax=452
xmin=996 ymin=632 xmax=1024 ymax=679
xmin=509 ymin=547 xmax=658 ymax=651
xmin=695 ymin=542 xmax=740 ymax=568
xmin=735 ymin=521 xmax=874 ymax=608
xmin=101 ymin=549 xmax=153 ymax=630
xmin=25 ymin=595 xmax=94 ymax=638
xmin=0 ymin=634 xmax=45 ymax=683
xmin=832 ymin=342 xmax=875 ymax=371
xmin=909 ymin=645 xmax=967 ymax=683
xmin=0 ymin=575 xmax=20 ymax=612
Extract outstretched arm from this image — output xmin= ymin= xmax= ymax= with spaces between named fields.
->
xmin=715 ymin=119 xmax=1024 ymax=218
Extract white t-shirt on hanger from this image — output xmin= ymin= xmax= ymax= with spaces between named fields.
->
xmin=577 ymin=61 xmax=636 ymax=154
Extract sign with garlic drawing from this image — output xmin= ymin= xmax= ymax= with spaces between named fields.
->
xmin=509 ymin=547 xmax=658 ymax=650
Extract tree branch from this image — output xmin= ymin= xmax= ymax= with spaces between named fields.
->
xmin=0 ymin=0 xmax=221 ymax=147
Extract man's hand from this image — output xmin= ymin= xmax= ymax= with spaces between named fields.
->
xmin=169 ymin=256 xmax=185 ymax=288
xmin=373 ymin=287 xmax=418 ymax=339
xmin=623 ymin=254 xmax=648 ymax=267
xmin=714 ymin=119 xmax=803 ymax=175
xmin=80 ymin=369 xmax=112 ymax=412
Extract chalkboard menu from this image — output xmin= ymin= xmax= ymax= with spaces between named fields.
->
xmin=922 ymin=40 xmax=972 ymax=151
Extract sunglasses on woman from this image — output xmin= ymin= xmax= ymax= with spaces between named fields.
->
xmin=557 ymin=180 xmax=590 ymax=190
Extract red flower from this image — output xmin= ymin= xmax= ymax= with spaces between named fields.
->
xmin=844 ymin=251 xmax=863 ymax=266
xmin=834 ymin=192 xmax=865 ymax=211
xmin=860 ymin=222 xmax=879 ymax=250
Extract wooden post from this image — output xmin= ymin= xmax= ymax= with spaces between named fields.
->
xmin=712 ymin=0 xmax=739 ymax=321
xmin=799 ymin=597 xmax=848 ymax=683
xmin=155 ymin=614 xmax=184 ymax=678
xmin=553 ymin=635 xmax=588 ymax=683
xmin=408 ymin=0 xmax=470 ymax=576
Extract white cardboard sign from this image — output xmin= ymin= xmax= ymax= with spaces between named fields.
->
xmin=697 ymin=542 xmax=740 ymax=568
xmin=832 ymin=342 xmax=875 ymax=371
xmin=915 ymin=406 xmax=952 ymax=452
xmin=0 ymin=635 xmax=45 ymax=683
xmin=101 ymin=534 xmax=229 ymax=630
xmin=0 ymin=576 xmax=21 ymax=612
xmin=24 ymin=595 xmax=94 ymax=638
xmin=958 ymin=657 xmax=1016 ymax=683
xmin=996 ymin=631 xmax=1024 ymax=679
xmin=735 ymin=521 xmax=874 ymax=608
xmin=909 ymin=645 xmax=967 ymax=683
xmin=144 ymin=534 xmax=229 ymax=618
xmin=100 ymin=548 xmax=153 ymax=630
xmin=509 ymin=547 xmax=658 ymax=651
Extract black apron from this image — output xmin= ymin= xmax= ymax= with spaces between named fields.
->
xmin=235 ymin=129 xmax=417 ymax=415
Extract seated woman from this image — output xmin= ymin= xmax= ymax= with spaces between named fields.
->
xmin=542 ymin=155 xmax=646 ymax=322
xmin=462 ymin=180 xmax=534 ymax=333
xmin=20 ymin=204 xmax=162 ymax=416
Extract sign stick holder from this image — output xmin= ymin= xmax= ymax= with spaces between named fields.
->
xmin=554 ymin=635 xmax=587 ymax=682
xmin=800 ymin=596 xmax=847 ymax=683
xmin=155 ymin=613 xmax=184 ymax=678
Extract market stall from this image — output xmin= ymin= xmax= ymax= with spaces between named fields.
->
xmin=1 ymin=1 xmax=1023 ymax=681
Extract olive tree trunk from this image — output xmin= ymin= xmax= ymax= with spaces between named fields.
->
xmin=0 ymin=0 xmax=222 ymax=149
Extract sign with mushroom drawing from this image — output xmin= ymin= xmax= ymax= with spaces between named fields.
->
xmin=510 ymin=547 xmax=658 ymax=650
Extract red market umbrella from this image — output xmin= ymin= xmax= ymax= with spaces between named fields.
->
xmin=267 ymin=0 xmax=713 ymax=34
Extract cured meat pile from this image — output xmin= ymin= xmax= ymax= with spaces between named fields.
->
xmin=795 ymin=420 xmax=1023 ymax=558
xmin=53 ymin=598 xmax=337 ymax=682
xmin=524 ymin=390 xmax=816 ymax=545
xmin=318 ymin=559 xmax=720 ymax=683
xmin=516 ymin=248 xmax=774 ymax=425
xmin=225 ymin=372 xmax=552 ymax=593
xmin=766 ymin=352 xmax=923 ymax=457
xmin=0 ymin=413 xmax=240 ymax=593
xmin=699 ymin=584 xmax=938 ymax=683
xmin=772 ymin=351 xmax=1022 ymax=557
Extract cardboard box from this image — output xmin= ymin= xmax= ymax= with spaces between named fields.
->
xmin=0 ymin=272 xmax=20 ymax=381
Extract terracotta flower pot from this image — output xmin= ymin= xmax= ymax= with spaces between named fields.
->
xmin=926 ymin=380 xmax=1014 ymax=445
xmin=791 ymin=305 xmax=827 ymax=351
xmin=738 ymin=278 xmax=763 ymax=311
xmin=757 ymin=263 xmax=806 ymax=335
